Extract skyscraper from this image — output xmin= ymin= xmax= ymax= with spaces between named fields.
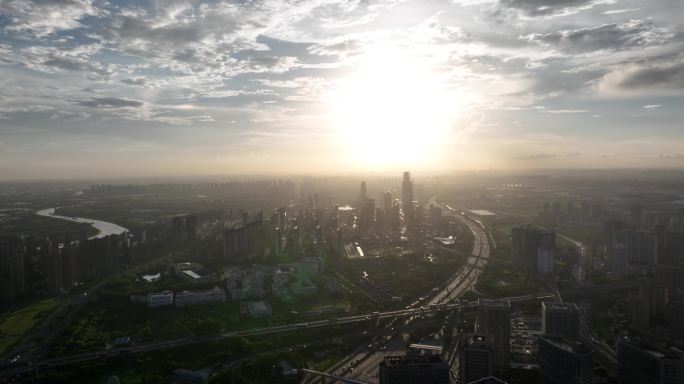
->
xmin=360 ymin=181 xmax=368 ymax=205
xmin=618 ymin=337 xmax=684 ymax=384
xmin=476 ymin=299 xmax=511 ymax=368
xmin=401 ymin=171 xmax=414 ymax=222
xmin=538 ymin=335 xmax=592 ymax=384
xmin=542 ymin=302 xmax=580 ymax=341
xmin=460 ymin=335 xmax=494 ymax=383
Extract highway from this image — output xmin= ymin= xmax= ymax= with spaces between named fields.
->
xmin=334 ymin=197 xmax=493 ymax=383
xmin=428 ymin=198 xmax=491 ymax=305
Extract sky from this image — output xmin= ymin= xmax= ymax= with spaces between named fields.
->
xmin=0 ymin=0 xmax=683 ymax=180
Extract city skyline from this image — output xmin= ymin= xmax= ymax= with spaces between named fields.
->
xmin=1 ymin=0 xmax=684 ymax=180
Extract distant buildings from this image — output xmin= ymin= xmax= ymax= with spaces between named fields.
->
xmin=542 ymin=302 xmax=580 ymax=341
xmin=378 ymin=355 xmax=450 ymax=384
xmin=537 ymin=335 xmax=592 ymax=384
xmin=476 ymin=299 xmax=511 ymax=369
xmin=618 ymin=337 xmax=684 ymax=384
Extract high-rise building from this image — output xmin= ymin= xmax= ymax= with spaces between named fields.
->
xmin=631 ymin=204 xmax=644 ymax=228
xmin=538 ymin=335 xmax=592 ymax=384
xmin=0 ymin=236 xmax=25 ymax=301
xmin=401 ymin=171 xmax=414 ymax=222
xmin=476 ymin=299 xmax=511 ymax=368
xmin=185 ymin=215 xmax=197 ymax=241
xmin=378 ymin=355 xmax=450 ymax=384
xmin=537 ymin=247 xmax=555 ymax=276
xmin=618 ymin=337 xmax=684 ymax=384
xmin=629 ymin=292 xmax=651 ymax=329
xmin=47 ymin=247 xmax=64 ymax=296
xmin=460 ymin=335 xmax=494 ymax=383
xmin=542 ymin=302 xmax=580 ymax=341
xmin=648 ymin=284 xmax=669 ymax=322
xmin=171 ymin=215 xmax=185 ymax=241
xmin=610 ymin=229 xmax=658 ymax=265
xmin=223 ymin=228 xmax=238 ymax=259
xmin=274 ymin=227 xmax=283 ymax=256
xmin=611 ymin=243 xmax=627 ymax=279
xmin=384 ymin=191 xmax=393 ymax=213
xmin=360 ymin=181 xmax=368 ymax=205
xmin=511 ymin=225 xmax=555 ymax=273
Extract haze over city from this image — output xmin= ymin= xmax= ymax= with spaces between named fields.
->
xmin=0 ymin=0 xmax=683 ymax=179
xmin=2 ymin=2 xmax=684 ymax=384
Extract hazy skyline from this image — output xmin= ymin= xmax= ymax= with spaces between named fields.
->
xmin=1 ymin=0 xmax=683 ymax=180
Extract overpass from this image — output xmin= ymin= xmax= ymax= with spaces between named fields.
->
xmin=0 ymin=280 xmax=641 ymax=379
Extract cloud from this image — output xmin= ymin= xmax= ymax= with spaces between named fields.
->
xmin=76 ymin=97 xmax=143 ymax=108
xmin=498 ymin=0 xmax=615 ymax=17
xmin=0 ymin=0 xmax=101 ymax=36
xmin=522 ymin=20 xmax=673 ymax=53
xmin=603 ymin=8 xmax=639 ymax=15
xmin=121 ymin=78 xmax=149 ymax=87
xmin=544 ymin=109 xmax=589 ymax=114
xmin=599 ymin=58 xmax=684 ymax=95
xmin=658 ymin=153 xmax=684 ymax=159
xmin=513 ymin=152 xmax=581 ymax=160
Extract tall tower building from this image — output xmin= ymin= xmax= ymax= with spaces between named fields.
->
xmin=538 ymin=335 xmax=593 ymax=384
xmin=360 ymin=181 xmax=368 ymax=205
xmin=401 ymin=171 xmax=414 ymax=221
xmin=542 ymin=301 xmax=580 ymax=341
xmin=618 ymin=337 xmax=684 ymax=384
xmin=476 ymin=299 xmax=511 ymax=368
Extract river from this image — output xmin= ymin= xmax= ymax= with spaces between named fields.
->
xmin=36 ymin=208 xmax=128 ymax=239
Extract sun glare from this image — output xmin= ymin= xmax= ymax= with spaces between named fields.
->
xmin=330 ymin=47 xmax=454 ymax=169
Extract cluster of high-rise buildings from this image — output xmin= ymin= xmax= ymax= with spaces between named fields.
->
xmin=356 ymin=171 xmax=416 ymax=233
xmin=0 ymin=233 xmax=129 ymax=300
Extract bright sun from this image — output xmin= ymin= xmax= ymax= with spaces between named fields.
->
xmin=330 ymin=46 xmax=454 ymax=169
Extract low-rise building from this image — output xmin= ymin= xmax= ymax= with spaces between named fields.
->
xmin=247 ymin=300 xmax=272 ymax=318
xmin=147 ymin=290 xmax=173 ymax=308
xmin=175 ymin=287 xmax=227 ymax=306
xmin=226 ymin=267 xmax=265 ymax=301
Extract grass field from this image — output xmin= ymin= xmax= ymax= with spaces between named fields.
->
xmin=0 ymin=298 xmax=59 ymax=356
